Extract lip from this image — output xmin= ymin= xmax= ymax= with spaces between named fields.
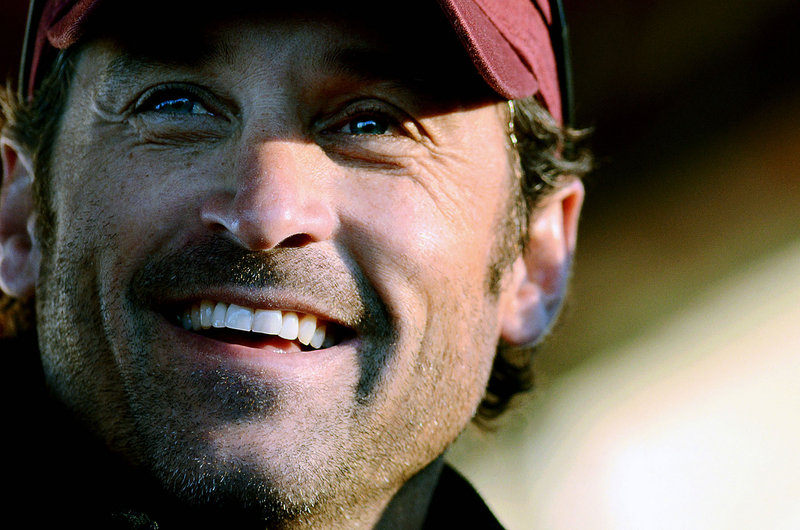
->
xmin=155 ymin=307 xmax=361 ymax=374
xmin=148 ymin=286 xmax=361 ymax=369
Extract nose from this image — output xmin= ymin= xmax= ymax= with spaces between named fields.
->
xmin=200 ymin=140 xmax=337 ymax=250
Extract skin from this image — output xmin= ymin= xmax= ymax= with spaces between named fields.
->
xmin=0 ymin=3 xmax=583 ymax=528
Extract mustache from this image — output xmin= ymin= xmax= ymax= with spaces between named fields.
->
xmin=128 ymin=236 xmax=386 ymax=331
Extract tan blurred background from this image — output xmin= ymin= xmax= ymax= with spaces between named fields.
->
xmin=2 ymin=1 xmax=799 ymax=528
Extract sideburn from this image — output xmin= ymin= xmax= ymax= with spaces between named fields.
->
xmin=17 ymin=50 xmax=81 ymax=260
xmin=485 ymin=119 xmax=527 ymax=298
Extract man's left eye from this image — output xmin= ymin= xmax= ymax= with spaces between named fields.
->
xmin=343 ymin=116 xmax=390 ymax=135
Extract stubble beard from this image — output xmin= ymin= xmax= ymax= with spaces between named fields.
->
xmin=32 ymin=184 xmax=521 ymax=526
xmin=34 ymin=232 xmax=395 ymax=524
xmin=120 ymin=239 xmax=403 ymax=523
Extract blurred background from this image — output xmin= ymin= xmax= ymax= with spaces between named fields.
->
xmin=2 ymin=1 xmax=799 ymax=528
xmin=448 ymin=1 xmax=800 ymax=528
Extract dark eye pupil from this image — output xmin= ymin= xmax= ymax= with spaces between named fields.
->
xmin=351 ymin=117 xmax=387 ymax=135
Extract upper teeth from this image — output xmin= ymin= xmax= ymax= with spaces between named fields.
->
xmin=181 ymin=300 xmax=328 ymax=349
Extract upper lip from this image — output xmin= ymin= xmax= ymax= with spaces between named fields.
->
xmin=128 ymin=239 xmax=373 ymax=337
xmin=157 ymin=286 xmax=361 ymax=333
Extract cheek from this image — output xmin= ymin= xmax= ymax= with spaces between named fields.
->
xmin=340 ymin=158 xmax=511 ymax=303
xmin=51 ymin=130 xmax=218 ymax=264
xmin=336 ymin=158 xmax=510 ymax=393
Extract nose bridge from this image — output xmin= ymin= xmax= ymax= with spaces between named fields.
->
xmin=242 ymin=138 xmax=305 ymax=203
xmin=202 ymin=136 xmax=337 ymax=250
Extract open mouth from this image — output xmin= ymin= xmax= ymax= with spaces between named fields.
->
xmin=175 ymin=299 xmax=350 ymax=352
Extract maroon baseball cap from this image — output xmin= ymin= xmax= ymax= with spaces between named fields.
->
xmin=21 ymin=0 xmax=567 ymax=123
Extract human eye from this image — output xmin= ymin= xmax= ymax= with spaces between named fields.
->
xmin=135 ymin=85 xmax=216 ymax=117
xmin=129 ymin=83 xmax=233 ymax=144
xmin=150 ymin=96 xmax=212 ymax=116
xmin=338 ymin=114 xmax=391 ymax=135
xmin=314 ymin=99 xmax=426 ymax=167
xmin=322 ymin=101 xmax=409 ymax=138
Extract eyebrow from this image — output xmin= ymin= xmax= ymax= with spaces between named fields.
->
xmin=101 ymin=53 xmax=153 ymax=87
xmin=320 ymin=47 xmax=428 ymax=89
xmin=104 ymin=39 xmax=231 ymax=75
xmin=90 ymin=52 xmax=153 ymax=107
xmin=100 ymin=45 xmax=432 ymax=98
xmin=317 ymin=45 xmax=474 ymax=108
xmin=96 ymin=36 xmax=238 ymax=102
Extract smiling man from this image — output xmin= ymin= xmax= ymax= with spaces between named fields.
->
xmin=0 ymin=0 xmax=590 ymax=528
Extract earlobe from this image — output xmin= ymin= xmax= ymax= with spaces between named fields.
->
xmin=0 ymin=138 xmax=40 ymax=299
xmin=499 ymin=178 xmax=584 ymax=346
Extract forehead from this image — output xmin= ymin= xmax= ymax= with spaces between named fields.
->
xmin=80 ymin=0 xmax=496 ymax=106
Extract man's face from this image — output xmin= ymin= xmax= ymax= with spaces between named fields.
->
xmin=35 ymin=2 xmax=519 ymax=520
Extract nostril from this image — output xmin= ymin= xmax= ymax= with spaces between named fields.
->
xmin=278 ymin=233 xmax=315 ymax=248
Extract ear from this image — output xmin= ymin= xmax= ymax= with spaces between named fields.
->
xmin=0 ymin=138 xmax=40 ymax=299
xmin=499 ymin=178 xmax=584 ymax=346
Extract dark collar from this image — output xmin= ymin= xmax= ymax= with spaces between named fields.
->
xmin=423 ymin=464 xmax=506 ymax=529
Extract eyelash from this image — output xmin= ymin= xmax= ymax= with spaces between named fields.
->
xmin=134 ymin=84 xmax=217 ymax=116
xmin=323 ymin=101 xmax=409 ymax=138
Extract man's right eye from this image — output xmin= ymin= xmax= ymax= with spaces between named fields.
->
xmin=150 ymin=96 xmax=213 ymax=116
xmin=128 ymin=85 xmax=232 ymax=144
xmin=136 ymin=87 xmax=215 ymax=116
